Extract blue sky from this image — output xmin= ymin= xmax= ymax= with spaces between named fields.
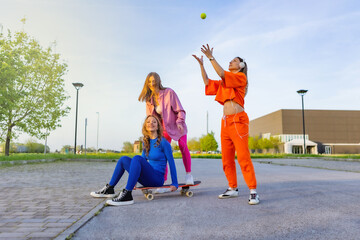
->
xmin=1 ymin=0 xmax=360 ymax=152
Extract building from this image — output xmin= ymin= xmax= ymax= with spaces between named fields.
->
xmin=249 ymin=109 xmax=360 ymax=154
xmin=133 ymin=137 xmax=143 ymax=153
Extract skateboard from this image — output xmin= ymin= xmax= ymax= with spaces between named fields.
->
xmin=134 ymin=180 xmax=201 ymax=200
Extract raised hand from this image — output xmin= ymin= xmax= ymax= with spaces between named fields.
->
xmin=192 ymin=54 xmax=203 ymax=65
xmin=201 ymin=44 xmax=214 ymax=59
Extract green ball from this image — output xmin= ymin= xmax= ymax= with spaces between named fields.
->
xmin=200 ymin=13 xmax=206 ymax=19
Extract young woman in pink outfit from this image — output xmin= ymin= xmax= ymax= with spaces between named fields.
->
xmin=139 ymin=72 xmax=193 ymax=187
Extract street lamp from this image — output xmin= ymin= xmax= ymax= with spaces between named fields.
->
xmin=73 ymin=82 xmax=84 ymax=154
xmin=297 ymin=89 xmax=308 ymax=154
xmin=84 ymin=118 xmax=87 ymax=156
xmin=96 ymin=112 xmax=99 ymax=153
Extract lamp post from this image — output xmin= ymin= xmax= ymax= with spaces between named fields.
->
xmin=297 ymin=89 xmax=308 ymax=154
xmin=73 ymin=82 xmax=84 ymax=154
xmin=84 ymin=118 xmax=87 ymax=156
xmin=96 ymin=112 xmax=99 ymax=153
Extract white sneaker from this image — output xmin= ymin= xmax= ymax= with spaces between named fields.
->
xmin=248 ymin=193 xmax=260 ymax=205
xmin=154 ymin=188 xmax=171 ymax=194
xmin=218 ymin=188 xmax=239 ymax=199
xmin=185 ymin=174 xmax=194 ymax=185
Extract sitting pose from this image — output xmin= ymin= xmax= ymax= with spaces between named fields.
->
xmin=193 ymin=44 xmax=259 ymax=205
xmin=90 ymin=115 xmax=178 ymax=206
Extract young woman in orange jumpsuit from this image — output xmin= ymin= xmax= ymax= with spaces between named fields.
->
xmin=193 ymin=44 xmax=259 ymax=205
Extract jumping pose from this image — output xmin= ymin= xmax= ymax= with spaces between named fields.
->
xmin=193 ymin=44 xmax=259 ymax=205
xmin=90 ymin=115 xmax=178 ymax=206
xmin=138 ymin=72 xmax=194 ymax=187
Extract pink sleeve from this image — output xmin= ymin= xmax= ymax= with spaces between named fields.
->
xmin=205 ymin=79 xmax=220 ymax=95
xmin=223 ymin=71 xmax=247 ymax=88
xmin=169 ymin=90 xmax=186 ymax=125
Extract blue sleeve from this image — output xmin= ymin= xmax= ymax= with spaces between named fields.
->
xmin=161 ymin=139 xmax=178 ymax=188
xmin=141 ymin=149 xmax=146 ymax=159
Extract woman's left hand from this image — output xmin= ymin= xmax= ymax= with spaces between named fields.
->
xmin=170 ymin=185 xmax=178 ymax=192
xmin=201 ymin=44 xmax=214 ymax=60
xmin=192 ymin=54 xmax=203 ymax=65
xmin=177 ymin=124 xmax=184 ymax=134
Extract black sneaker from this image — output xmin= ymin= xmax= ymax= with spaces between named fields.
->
xmin=106 ymin=189 xmax=134 ymax=206
xmin=90 ymin=184 xmax=116 ymax=198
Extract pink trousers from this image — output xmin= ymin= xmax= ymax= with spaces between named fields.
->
xmin=163 ymin=128 xmax=192 ymax=181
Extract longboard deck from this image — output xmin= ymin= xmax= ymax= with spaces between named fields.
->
xmin=134 ymin=180 xmax=201 ymax=190
xmin=134 ymin=181 xmax=201 ymax=200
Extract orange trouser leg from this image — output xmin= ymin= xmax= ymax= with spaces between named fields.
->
xmin=232 ymin=124 xmax=257 ymax=190
xmin=221 ymin=112 xmax=257 ymax=189
xmin=221 ymin=123 xmax=237 ymax=188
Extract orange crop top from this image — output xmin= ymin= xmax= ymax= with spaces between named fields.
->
xmin=205 ymin=71 xmax=247 ymax=108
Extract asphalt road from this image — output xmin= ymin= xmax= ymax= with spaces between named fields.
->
xmin=72 ymin=158 xmax=360 ymax=240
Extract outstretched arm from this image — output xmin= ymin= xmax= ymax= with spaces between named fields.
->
xmin=201 ymin=44 xmax=225 ymax=79
xmin=192 ymin=54 xmax=209 ymax=85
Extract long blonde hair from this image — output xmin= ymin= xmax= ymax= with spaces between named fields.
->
xmin=142 ymin=115 xmax=163 ymax=156
xmin=138 ymin=72 xmax=166 ymax=104
xmin=237 ymin=57 xmax=248 ymax=96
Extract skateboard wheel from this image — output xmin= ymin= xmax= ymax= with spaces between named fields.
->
xmin=146 ymin=194 xmax=154 ymax=200
xmin=186 ymin=191 xmax=193 ymax=197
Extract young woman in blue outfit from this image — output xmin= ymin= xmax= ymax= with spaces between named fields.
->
xmin=90 ymin=115 xmax=178 ymax=206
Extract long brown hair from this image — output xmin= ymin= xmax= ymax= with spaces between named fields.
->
xmin=138 ymin=72 xmax=166 ymax=104
xmin=237 ymin=57 xmax=248 ymax=96
xmin=142 ymin=115 xmax=163 ymax=156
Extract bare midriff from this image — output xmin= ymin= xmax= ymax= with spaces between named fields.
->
xmin=223 ymin=100 xmax=244 ymax=116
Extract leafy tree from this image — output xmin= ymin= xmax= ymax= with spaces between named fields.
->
xmin=248 ymin=136 xmax=258 ymax=152
xmin=61 ymin=145 xmax=72 ymax=154
xmin=171 ymin=141 xmax=179 ymax=150
xmin=0 ymin=21 xmax=70 ymax=156
xmin=122 ymin=141 xmax=134 ymax=153
xmin=25 ymin=138 xmax=49 ymax=153
xmin=187 ymin=137 xmax=201 ymax=151
xmin=270 ymin=136 xmax=281 ymax=153
xmin=259 ymin=138 xmax=273 ymax=152
xmin=199 ymin=131 xmax=218 ymax=152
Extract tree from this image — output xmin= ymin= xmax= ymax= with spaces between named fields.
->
xmin=270 ymin=136 xmax=281 ymax=153
xmin=171 ymin=141 xmax=179 ymax=150
xmin=61 ymin=145 xmax=72 ymax=154
xmin=248 ymin=136 xmax=261 ymax=153
xmin=25 ymin=138 xmax=49 ymax=153
xmin=0 ymin=21 xmax=70 ymax=156
xmin=199 ymin=131 xmax=218 ymax=152
xmin=122 ymin=141 xmax=134 ymax=153
xmin=259 ymin=138 xmax=273 ymax=153
xmin=187 ymin=137 xmax=201 ymax=151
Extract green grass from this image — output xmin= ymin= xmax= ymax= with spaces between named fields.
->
xmin=0 ymin=152 xmax=137 ymax=161
xmin=1 ymin=152 xmax=360 ymax=162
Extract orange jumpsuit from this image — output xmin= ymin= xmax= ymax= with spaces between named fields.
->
xmin=205 ymin=71 xmax=257 ymax=189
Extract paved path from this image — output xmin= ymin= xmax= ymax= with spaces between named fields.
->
xmin=1 ymin=158 xmax=360 ymax=239
xmin=0 ymin=161 xmax=126 ymax=240
xmin=73 ymin=158 xmax=360 ymax=240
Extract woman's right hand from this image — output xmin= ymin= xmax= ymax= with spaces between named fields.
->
xmin=192 ymin=54 xmax=203 ymax=65
xmin=169 ymin=185 xmax=178 ymax=192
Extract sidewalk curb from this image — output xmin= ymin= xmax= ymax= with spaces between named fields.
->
xmin=54 ymin=199 xmax=107 ymax=240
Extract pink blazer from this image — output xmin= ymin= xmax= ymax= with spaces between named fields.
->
xmin=146 ymin=88 xmax=187 ymax=141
